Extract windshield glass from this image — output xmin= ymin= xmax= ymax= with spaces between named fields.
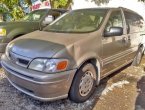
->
xmin=44 ymin=9 xmax=107 ymax=33
xmin=21 ymin=9 xmax=48 ymax=21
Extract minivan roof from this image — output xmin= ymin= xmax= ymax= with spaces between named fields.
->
xmin=72 ymin=7 xmax=141 ymax=17
xmin=119 ymin=7 xmax=143 ymax=17
xmin=72 ymin=7 xmax=134 ymax=11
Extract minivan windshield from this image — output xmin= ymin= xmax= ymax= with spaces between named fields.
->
xmin=44 ymin=9 xmax=107 ymax=33
xmin=21 ymin=9 xmax=48 ymax=21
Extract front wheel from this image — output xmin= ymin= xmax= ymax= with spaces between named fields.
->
xmin=69 ymin=63 xmax=97 ymax=103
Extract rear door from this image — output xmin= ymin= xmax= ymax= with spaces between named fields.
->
xmin=123 ymin=10 xmax=143 ymax=59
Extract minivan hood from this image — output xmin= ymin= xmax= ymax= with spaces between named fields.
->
xmin=9 ymin=31 xmax=88 ymax=58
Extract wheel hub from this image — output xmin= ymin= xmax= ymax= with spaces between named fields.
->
xmin=79 ymin=71 xmax=94 ymax=97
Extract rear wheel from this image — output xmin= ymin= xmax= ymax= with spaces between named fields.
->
xmin=132 ymin=47 xmax=144 ymax=66
xmin=69 ymin=63 xmax=97 ymax=103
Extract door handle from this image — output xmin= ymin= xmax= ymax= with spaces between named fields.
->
xmin=140 ymin=34 xmax=145 ymax=36
xmin=128 ymin=35 xmax=131 ymax=41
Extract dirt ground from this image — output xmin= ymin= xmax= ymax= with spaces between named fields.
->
xmin=0 ymin=57 xmax=145 ymax=110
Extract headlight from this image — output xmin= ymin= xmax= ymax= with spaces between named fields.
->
xmin=5 ymin=43 xmax=13 ymax=59
xmin=28 ymin=58 xmax=68 ymax=73
xmin=0 ymin=28 xmax=6 ymax=36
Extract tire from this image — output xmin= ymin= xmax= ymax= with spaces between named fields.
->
xmin=69 ymin=63 xmax=97 ymax=103
xmin=132 ymin=47 xmax=143 ymax=66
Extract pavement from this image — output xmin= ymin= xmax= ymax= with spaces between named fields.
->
xmin=0 ymin=57 xmax=145 ymax=110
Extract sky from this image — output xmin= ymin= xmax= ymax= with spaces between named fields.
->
xmin=72 ymin=0 xmax=145 ymax=19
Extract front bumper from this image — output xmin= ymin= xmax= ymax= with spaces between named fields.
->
xmin=1 ymin=55 xmax=77 ymax=101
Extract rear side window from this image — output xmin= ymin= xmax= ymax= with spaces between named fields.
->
xmin=124 ymin=11 xmax=145 ymax=33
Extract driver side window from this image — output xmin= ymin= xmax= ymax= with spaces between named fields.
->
xmin=105 ymin=10 xmax=123 ymax=32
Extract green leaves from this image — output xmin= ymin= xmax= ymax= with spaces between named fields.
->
xmin=50 ymin=0 xmax=72 ymax=8
xmin=54 ymin=0 xmax=68 ymax=8
xmin=0 ymin=0 xmax=24 ymax=20
xmin=12 ymin=6 xmax=25 ymax=20
xmin=91 ymin=0 xmax=145 ymax=5
xmin=92 ymin=0 xmax=109 ymax=5
xmin=0 ymin=3 xmax=9 ymax=13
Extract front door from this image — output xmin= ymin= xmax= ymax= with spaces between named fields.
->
xmin=101 ymin=10 xmax=130 ymax=77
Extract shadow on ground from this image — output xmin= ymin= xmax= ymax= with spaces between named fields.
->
xmin=135 ymin=76 xmax=145 ymax=110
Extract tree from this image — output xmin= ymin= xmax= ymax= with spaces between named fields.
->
xmin=0 ymin=0 xmax=25 ymax=19
xmin=0 ymin=0 xmax=73 ymax=19
xmin=24 ymin=0 xmax=32 ymax=5
xmin=90 ymin=0 xmax=109 ymax=5
xmin=91 ymin=0 xmax=145 ymax=5
xmin=49 ymin=0 xmax=145 ymax=9
xmin=0 ymin=3 xmax=9 ymax=13
xmin=139 ymin=0 xmax=145 ymax=2
xmin=50 ymin=0 xmax=73 ymax=9
xmin=22 ymin=0 xmax=72 ymax=9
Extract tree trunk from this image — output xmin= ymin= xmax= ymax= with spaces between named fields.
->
xmin=50 ymin=0 xmax=54 ymax=8
xmin=65 ymin=0 xmax=73 ymax=9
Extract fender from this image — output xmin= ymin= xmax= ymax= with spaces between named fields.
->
xmin=76 ymin=53 xmax=102 ymax=85
xmin=7 ymin=28 xmax=29 ymax=40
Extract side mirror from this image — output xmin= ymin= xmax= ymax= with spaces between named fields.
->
xmin=42 ymin=16 xmax=54 ymax=26
xmin=104 ymin=27 xmax=123 ymax=37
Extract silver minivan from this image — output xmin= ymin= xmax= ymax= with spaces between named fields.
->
xmin=1 ymin=7 xmax=145 ymax=103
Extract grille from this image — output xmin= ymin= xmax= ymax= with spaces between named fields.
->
xmin=18 ymin=59 xmax=29 ymax=65
xmin=9 ymin=51 xmax=30 ymax=67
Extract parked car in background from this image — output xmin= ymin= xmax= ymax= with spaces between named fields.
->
xmin=0 ymin=9 xmax=67 ymax=57
xmin=1 ymin=7 xmax=145 ymax=103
